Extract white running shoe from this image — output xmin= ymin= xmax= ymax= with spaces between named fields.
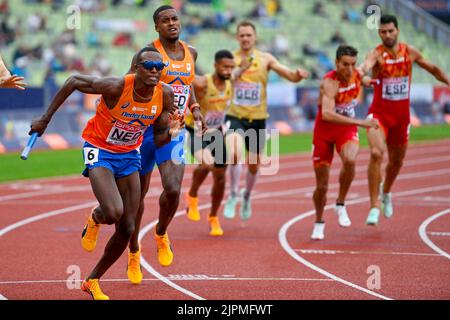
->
xmin=335 ymin=205 xmax=351 ymax=227
xmin=311 ymin=222 xmax=325 ymax=240
xmin=381 ymin=192 xmax=393 ymax=218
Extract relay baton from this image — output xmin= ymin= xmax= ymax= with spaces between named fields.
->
xmin=20 ymin=132 xmax=38 ymax=160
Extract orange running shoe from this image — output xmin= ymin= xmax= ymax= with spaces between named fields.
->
xmin=81 ymin=208 xmax=100 ymax=252
xmin=127 ymin=245 xmax=143 ymax=285
xmin=208 ymin=215 xmax=224 ymax=236
xmin=186 ymin=194 xmax=200 ymax=221
xmin=154 ymin=229 xmax=173 ymax=267
xmin=81 ymin=279 xmax=109 ymax=300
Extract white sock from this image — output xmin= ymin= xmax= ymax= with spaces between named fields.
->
xmin=229 ymin=164 xmax=242 ymax=198
xmin=245 ymin=170 xmax=258 ymax=199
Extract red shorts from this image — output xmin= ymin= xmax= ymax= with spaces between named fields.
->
xmin=312 ymin=124 xmax=359 ymax=167
xmin=368 ymin=106 xmax=410 ymax=146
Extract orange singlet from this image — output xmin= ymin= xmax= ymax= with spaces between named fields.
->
xmin=82 ymin=74 xmax=163 ymax=153
xmin=153 ymin=39 xmax=195 ymax=115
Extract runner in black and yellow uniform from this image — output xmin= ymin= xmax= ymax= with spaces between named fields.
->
xmin=185 ymin=50 xmax=235 ymax=236
xmin=224 ymin=21 xmax=309 ymax=220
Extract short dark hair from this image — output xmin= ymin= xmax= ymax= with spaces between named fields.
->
xmin=380 ymin=14 xmax=398 ymax=28
xmin=136 ymin=46 xmax=161 ymax=63
xmin=153 ymin=5 xmax=175 ymax=24
xmin=236 ymin=20 xmax=256 ymax=33
xmin=215 ymin=50 xmax=234 ymax=62
xmin=336 ymin=45 xmax=358 ymax=60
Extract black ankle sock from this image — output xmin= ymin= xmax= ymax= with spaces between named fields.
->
xmin=336 ymin=202 xmax=345 ymax=207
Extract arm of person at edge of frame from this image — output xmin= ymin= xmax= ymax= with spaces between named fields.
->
xmin=408 ymin=45 xmax=450 ymax=89
xmin=29 ymin=75 xmax=124 ymax=136
xmin=321 ymin=78 xmax=379 ymax=129
xmin=0 ymin=54 xmax=27 ymax=90
xmin=153 ymin=83 xmax=184 ymax=147
xmin=266 ymin=52 xmax=310 ymax=82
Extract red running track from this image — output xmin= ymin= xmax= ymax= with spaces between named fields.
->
xmin=0 ymin=139 xmax=449 ymax=300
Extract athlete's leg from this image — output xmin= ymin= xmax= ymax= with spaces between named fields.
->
xmin=367 ymin=126 xmax=387 ymax=209
xmin=87 ymin=171 xmax=141 ymax=280
xmin=336 ymin=141 xmax=359 ymax=204
xmin=189 ymin=147 xmax=214 ymax=198
xmin=383 ymin=144 xmax=407 ymax=194
xmin=313 ymin=165 xmax=330 ymax=223
xmin=210 ymin=166 xmax=226 ymax=217
xmin=129 ymin=171 xmax=153 ymax=253
xmin=226 ymin=132 xmax=244 ymax=197
xmin=157 ymin=160 xmax=185 ymax=235
xmin=88 ymin=167 xmax=124 ymax=225
xmin=224 ymin=132 xmax=244 ymax=219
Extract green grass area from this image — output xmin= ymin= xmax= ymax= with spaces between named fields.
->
xmin=1 ymin=124 xmax=449 ymax=183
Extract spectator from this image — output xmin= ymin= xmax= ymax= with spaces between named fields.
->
xmin=89 ymin=52 xmax=112 ymax=77
xmin=329 ymin=29 xmax=346 ymax=45
xmin=112 ymin=32 xmax=133 ymax=47
xmin=313 ymin=1 xmax=327 ymax=17
xmin=266 ymin=0 xmax=282 ymax=17
xmin=248 ymin=0 xmax=267 ymax=18
xmin=271 ymin=33 xmax=289 ymax=57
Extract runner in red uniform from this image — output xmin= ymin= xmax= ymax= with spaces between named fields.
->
xmin=311 ymin=45 xmax=379 ymax=240
xmin=359 ymin=15 xmax=450 ymax=225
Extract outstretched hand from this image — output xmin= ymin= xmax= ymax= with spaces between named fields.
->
xmin=296 ymin=68 xmax=310 ymax=81
xmin=0 ymin=75 xmax=27 ymax=90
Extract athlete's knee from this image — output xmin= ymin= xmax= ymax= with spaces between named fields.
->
xmin=163 ymin=182 xmax=181 ymax=202
xmin=117 ymin=217 xmax=136 ymax=238
xmin=314 ymin=183 xmax=328 ymax=194
xmin=248 ymin=163 xmax=259 ymax=175
xmin=100 ymin=203 xmax=123 ymax=224
xmin=213 ymin=169 xmax=226 ymax=186
xmin=342 ymin=157 xmax=356 ymax=169
xmin=370 ymin=147 xmax=384 ymax=162
xmin=389 ymin=156 xmax=404 ymax=169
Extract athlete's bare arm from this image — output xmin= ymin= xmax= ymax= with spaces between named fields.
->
xmin=192 ymin=75 xmax=207 ymax=103
xmin=408 ymin=45 xmax=450 ymax=89
xmin=29 ymin=75 xmax=124 ymax=136
xmin=321 ymin=78 xmax=378 ymax=129
xmin=266 ymin=53 xmax=309 ymax=82
xmin=154 ymin=83 xmax=183 ymax=147
xmin=358 ymin=48 xmax=379 ymax=76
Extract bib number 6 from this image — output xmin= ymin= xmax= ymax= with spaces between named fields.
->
xmin=84 ymin=147 xmax=99 ymax=165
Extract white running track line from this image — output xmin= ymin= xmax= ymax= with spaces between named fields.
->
xmin=418 ymin=209 xmax=450 ymax=260
xmin=138 ymin=183 xmax=450 ymax=301
xmin=2 ymin=152 xmax=450 ymax=203
xmin=278 ymin=183 xmax=450 ymax=301
xmin=2 ymin=142 xmax=450 ymax=200
xmin=0 ymin=276 xmax=333 ymax=285
xmin=1 ymin=174 xmax=450 ymax=299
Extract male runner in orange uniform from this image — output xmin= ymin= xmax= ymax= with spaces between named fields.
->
xmin=126 ymin=5 xmax=205 ymax=284
xmin=311 ymin=45 xmax=379 ymax=240
xmin=359 ymin=15 xmax=450 ymax=225
xmin=29 ymin=47 xmax=183 ymax=299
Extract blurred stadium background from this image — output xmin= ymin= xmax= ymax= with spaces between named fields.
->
xmin=0 ymin=0 xmax=449 ymax=153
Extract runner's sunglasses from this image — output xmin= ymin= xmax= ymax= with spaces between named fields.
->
xmin=139 ymin=60 xmax=165 ymax=71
